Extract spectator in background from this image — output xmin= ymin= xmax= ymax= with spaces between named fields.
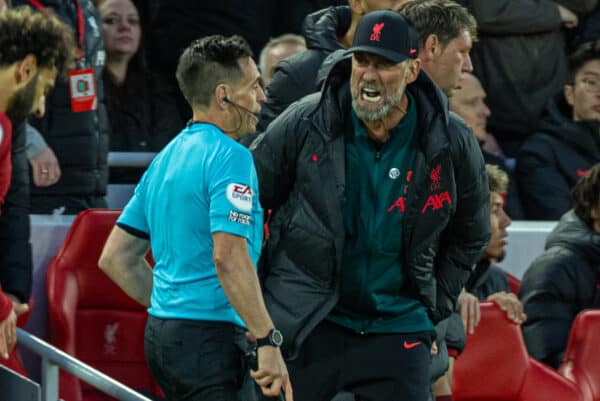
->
xmin=456 ymin=0 xmax=598 ymax=157
xmin=450 ymin=72 xmax=524 ymax=219
xmin=14 ymin=0 xmax=110 ymax=214
xmin=520 ymin=163 xmax=600 ymax=369
xmin=0 ymin=6 xmax=75 ymax=360
xmin=517 ymin=40 xmax=600 ymax=220
xmin=256 ymin=0 xmax=410 ymax=133
xmin=259 ymin=34 xmax=306 ymax=87
xmin=146 ymin=0 xmax=345 ymax=131
xmin=99 ymin=0 xmax=180 ymax=184
xmin=450 ymin=73 xmax=504 ymax=161
xmin=399 ymin=0 xmax=476 ymax=99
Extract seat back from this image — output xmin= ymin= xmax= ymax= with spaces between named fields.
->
xmin=453 ymin=302 xmax=581 ymax=401
xmin=560 ymin=309 xmax=600 ymax=401
xmin=506 ymin=272 xmax=521 ymax=295
xmin=453 ymin=302 xmax=529 ymax=400
xmin=46 ymin=209 xmax=161 ymax=401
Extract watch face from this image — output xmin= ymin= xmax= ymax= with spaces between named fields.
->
xmin=271 ymin=329 xmax=283 ymax=346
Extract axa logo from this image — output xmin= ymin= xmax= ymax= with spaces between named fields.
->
xmin=430 ymin=164 xmax=441 ymax=191
xmin=370 ymin=23 xmax=384 ymax=42
xmin=388 ymin=196 xmax=406 ymax=213
xmin=104 ymin=322 xmax=119 ymax=355
xmin=421 ymin=191 xmax=452 ymax=214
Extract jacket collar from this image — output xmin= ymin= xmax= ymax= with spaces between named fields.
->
xmin=313 ymin=56 xmax=451 ymax=151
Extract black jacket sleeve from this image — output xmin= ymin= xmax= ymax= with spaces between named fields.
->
xmin=433 ymin=118 xmax=491 ymax=322
xmin=516 ymin=135 xmax=571 ymax=220
xmin=519 ymin=251 xmax=582 ymax=369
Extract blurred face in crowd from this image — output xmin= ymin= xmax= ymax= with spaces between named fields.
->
xmin=450 ymin=73 xmax=491 ymax=141
xmin=6 ymin=66 xmax=57 ymax=125
xmin=0 ymin=0 xmax=7 ymax=12
xmin=100 ymin=0 xmax=141 ymax=61
xmin=350 ymin=52 xmax=419 ymax=122
xmin=424 ymin=30 xmax=473 ymax=97
xmin=224 ymin=57 xmax=266 ymax=137
xmin=564 ymin=59 xmax=600 ymax=122
xmin=262 ymin=42 xmax=306 ymax=86
xmin=483 ymin=191 xmax=511 ymax=261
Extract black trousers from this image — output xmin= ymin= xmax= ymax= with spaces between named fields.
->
xmin=145 ymin=316 xmax=247 ymax=401
xmin=278 ymin=321 xmax=432 ymax=401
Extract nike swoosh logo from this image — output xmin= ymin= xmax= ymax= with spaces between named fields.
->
xmin=403 ymin=340 xmax=421 ymax=349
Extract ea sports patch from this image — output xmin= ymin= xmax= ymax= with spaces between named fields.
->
xmin=226 ymin=183 xmax=253 ymax=212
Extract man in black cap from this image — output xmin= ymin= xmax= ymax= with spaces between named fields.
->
xmin=250 ymin=9 xmax=489 ymax=401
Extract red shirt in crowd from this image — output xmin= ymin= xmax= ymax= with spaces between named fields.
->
xmin=0 ymin=111 xmax=14 ymax=320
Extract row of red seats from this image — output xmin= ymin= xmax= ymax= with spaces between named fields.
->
xmin=3 ymin=209 xmax=600 ymax=401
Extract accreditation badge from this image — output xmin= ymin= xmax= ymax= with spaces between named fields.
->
xmin=68 ymin=68 xmax=97 ymax=112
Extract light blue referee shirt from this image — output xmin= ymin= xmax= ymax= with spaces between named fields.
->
xmin=117 ymin=122 xmax=263 ymax=328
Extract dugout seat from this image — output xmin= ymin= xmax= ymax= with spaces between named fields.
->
xmin=453 ymin=302 xmax=582 ymax=401
xmin=506 ymin=272 xmax=521 ymax=295
xmin=46 ymin=209 xmax=162 ymax=401
xmin=559 ymin=310 xmax=600 ymax=401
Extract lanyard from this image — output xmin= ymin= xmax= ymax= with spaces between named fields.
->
xmin=26 ymin=0 xmax=85 ymax=61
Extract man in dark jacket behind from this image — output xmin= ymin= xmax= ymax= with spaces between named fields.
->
xmin=250 ymin=10 xmax=489 ymax=401
xmin=15 ymin=0 xmax=110 ymax=214
xmin=520 ymin=163 xmax=600 ymax=369
xmin=458 ymin=0 xmax=598 ymax=157
xmin=517 ymin=41 xmax=600 ymax=220
xmin=256 ymin=0 xmax=410 ymax=132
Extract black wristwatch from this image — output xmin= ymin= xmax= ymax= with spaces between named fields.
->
xmin=256 ymin=328 xmax=284 ymax=348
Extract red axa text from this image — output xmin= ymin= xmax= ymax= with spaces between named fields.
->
xmin=421 ymin=191 xmax=452 ymax=214
xmin=387 ymin=196 xmax=406 ymax=213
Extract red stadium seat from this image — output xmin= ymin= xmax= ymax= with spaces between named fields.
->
xmin=560 ymin=310 xmax=600 ymax=401
xmin=46 ymin=209 xmax=162 ymax=401
xmin=506 ymin=272 xmax=521 ymax=295
xmin=453 ymin=302 xmax=582 ymax=401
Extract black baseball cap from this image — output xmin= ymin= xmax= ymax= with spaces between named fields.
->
xmin=345 ymin=10 xmax=419 ymax=64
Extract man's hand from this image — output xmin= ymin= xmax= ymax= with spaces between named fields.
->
xmin=6 ymin=294 xmax=29 ymax=317
xmin=0 ymin=308 xmax=17 ymax=359
xmin=250 ymin=346 xmax=293 ymax=401
xmin=29 ymin=146 xmax=61 ymax=187
xmin=458 ymin=291 xmax=481 ymax=335
xmin=487 ymin=291 xmax=527 ymax=325
xmin=557 ymin=4 xmax=578 ymax=28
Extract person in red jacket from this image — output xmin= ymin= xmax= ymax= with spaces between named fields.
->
xmin=0 ymin=7 xmax=75 ymax=359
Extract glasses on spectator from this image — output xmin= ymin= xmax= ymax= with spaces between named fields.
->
xmin=579 ymin=77 xmax=600 ymax=94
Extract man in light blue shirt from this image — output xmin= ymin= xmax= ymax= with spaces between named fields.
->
xmin=99 ymin=35 xmax=292 ymax=401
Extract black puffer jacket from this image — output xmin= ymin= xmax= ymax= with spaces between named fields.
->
xmin=516 ymin=93 xmax=600 ymax=220
xmin=459 ymin=0 xmax=598 ymax=148
xmin=15 ymin=0 xmax=109 ymax=211
xmin=256 ymin=6 xmax=351 ymax=131
xmin=520 ymin=210 xmax=600 ymax=368
xmin=251 ymin=58 xmax=490 ymax=359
